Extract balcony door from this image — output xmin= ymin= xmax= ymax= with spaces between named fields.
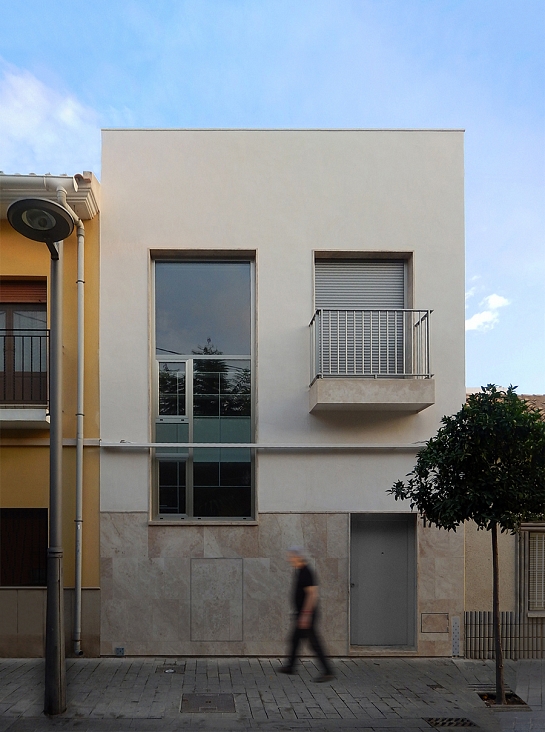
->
xmin=314 ymin=260 xmax=406 ymax=377
xmin=0 ymin=280 xmax=47 ymax=405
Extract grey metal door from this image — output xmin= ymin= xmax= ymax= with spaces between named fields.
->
xmin=350 ymin=514 xmax=416 ymax=646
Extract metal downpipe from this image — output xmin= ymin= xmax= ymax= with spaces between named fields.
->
xmin=56 ymin=188 xmax=85 ymax=657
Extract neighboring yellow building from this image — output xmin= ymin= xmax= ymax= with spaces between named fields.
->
xmin=0 ymin=173 xmax=100 ymax=656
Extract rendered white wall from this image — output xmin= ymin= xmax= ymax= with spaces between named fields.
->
xmin=100 ymin=130 xmax=465 ymax=513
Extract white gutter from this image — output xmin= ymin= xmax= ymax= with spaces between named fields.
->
xmin=0 ymin=174 xmax=79 ymax=195
xmin=0 ymin=172 xmax=100 ymax=221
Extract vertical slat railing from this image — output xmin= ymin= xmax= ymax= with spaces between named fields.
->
xmin=0 ymin=329 xmax=49 ymax=405
xmin=464 ymin=611 xmax=545 ymax=659
xmin=310 ymin=309 xmax=432 ymax=381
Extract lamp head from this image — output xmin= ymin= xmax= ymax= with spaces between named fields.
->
xmin=7 ymin=198 xmax=74 ymax=246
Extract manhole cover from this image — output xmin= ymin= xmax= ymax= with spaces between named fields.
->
xmin=424 ymin=719 xmax=478 ymax=728
xmin=181 ymin=693 xmax=236 ymax=713
xmin=155 ymin=664 xmax=184 ymax=674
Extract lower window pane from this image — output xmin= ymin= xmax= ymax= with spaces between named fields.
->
xmin=158 ymin=461 xmax=186 ymax=514
xmin=221 ymin=462 xmax=251 ymax=486
xmin=193 ymin=486 xmax=252 ymax=518
xmin=194 ymin=462 xmax=219 ymax=486
xmin=0 ymin=508 xmax=47 ymax=586
xmin=194 ymin=395 xmax=219 ymax=416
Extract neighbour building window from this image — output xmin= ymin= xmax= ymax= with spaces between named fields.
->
xmin=0 ymin=280 xmax=47 ymax=405
xmin=154 ymin=261 xmax=253 ymax=519
xmin=529 ymin=532 xmax=545 ymax=612
xmin=0 ymin=508 xmax=48 ymax=586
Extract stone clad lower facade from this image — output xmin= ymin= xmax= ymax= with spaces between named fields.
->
xmin=100 ymin=511 xmax=464 ymax=657
xmin=100 ymin=512 xmax=348 ymax=656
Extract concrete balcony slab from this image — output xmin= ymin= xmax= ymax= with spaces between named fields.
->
xmin=309 ymin=377 xmax=435 ymax=412
xmin=0 ymin=408 xmax=50 ymax=429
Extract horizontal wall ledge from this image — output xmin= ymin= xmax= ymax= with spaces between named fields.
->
xmin=0 ymin=438 xmax=423 ymax=451
xmin=309 ymin=377 xmax=435 ymax=413
xmin=100 ymin=441 xmax=421 ymax=451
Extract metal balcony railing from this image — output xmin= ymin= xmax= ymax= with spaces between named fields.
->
xmin=0 ymin=329 xmax=49 ymax=405
xmin=310 ymin=309 xmax=432 ymax=381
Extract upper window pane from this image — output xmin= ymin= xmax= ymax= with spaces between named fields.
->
xmin=155 ymin=262 xmax=251 ymax=356
xmin=158 ymin=362 xmax=185 ymax=415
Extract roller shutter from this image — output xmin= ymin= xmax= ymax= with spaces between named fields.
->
xmin=315 ymin=260 xmax=405 ymax=309
xmin=0 ymin=280 xmax=47 ymax=303
xmin=314 ymin=260 xmax=406 ymax=376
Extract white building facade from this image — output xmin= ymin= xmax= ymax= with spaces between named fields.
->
xmin=99 ymin=129 xmax=465 ymax=657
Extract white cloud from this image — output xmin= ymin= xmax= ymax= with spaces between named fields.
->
xmin=466 ymin=293 xmax=510 ymax=332
xmin=0 ymin=62 xmax=101 ymax=177
xmin=482 ymin=293 xmax=509 ymax=310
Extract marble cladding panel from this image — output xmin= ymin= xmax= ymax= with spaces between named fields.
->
xmin=101 ymin=512 xmax=149 ymax=559
xmin=327 ymin=513 xmax=349 ymax=558
xmin=148 ymin=524 xmax=204 ymax=558
xmin=243 ymin=558 xmax=290 ymax=644
xmin=204 ymin=525 xmax=259 ymax=558
xmin=190 ymin=558 xmax=243 ymax=641
xmin=415 ymin=519 xmax=464 ymax=656
xmin=315 ymin=558 xmax=348 ymax=642
xmin=257 ymin=513 xmax=328 ymax=559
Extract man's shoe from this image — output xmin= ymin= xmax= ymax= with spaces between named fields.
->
xmin=278 ymin=666 xmax=295 ymax=675
xmin=314 ymin=674 xmax=335 ymax=683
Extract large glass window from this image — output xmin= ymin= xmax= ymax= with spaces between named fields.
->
xmin=154 ymin=261 xmax=253 ymax=520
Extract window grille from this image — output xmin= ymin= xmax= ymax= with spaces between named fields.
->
xmin=529 ymin=533 xmax=545 ymax=611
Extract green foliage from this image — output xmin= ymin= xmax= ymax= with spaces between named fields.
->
xmin=389 ymin=385 xmax=545 ymax=532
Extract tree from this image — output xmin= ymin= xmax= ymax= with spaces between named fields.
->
xmin=389 ymin=385 xmax=545 ymax=705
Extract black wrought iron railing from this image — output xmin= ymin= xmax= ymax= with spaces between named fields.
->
xmin=0 ymin=329 xmax=49 ymax=405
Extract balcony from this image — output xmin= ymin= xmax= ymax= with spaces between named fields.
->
xmin=0 ymin=330 xmax=50 ymax=428
xmin=309 ymin=309 xmax=435 ymax=413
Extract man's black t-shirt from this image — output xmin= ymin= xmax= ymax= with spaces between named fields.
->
xmin=293 ymin=564 xmax=317 ymax=615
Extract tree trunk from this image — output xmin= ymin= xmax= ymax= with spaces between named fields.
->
xmin=491 ymin=522 xmax=506 ymax=705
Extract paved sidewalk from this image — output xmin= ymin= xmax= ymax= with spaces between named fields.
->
xmin=0 ymin=657 xmax=543 ymax=731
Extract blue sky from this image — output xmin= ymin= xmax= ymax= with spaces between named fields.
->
xmin=0 ymin=0 xmax=543 ymax=392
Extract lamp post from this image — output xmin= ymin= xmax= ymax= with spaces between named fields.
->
xmin=7 ymin=198 xmax=74 ymax=716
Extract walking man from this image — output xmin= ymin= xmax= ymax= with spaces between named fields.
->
xmin=279 ymin=546 xmax=334 ymax=682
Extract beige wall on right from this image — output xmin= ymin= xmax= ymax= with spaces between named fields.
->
xmin=464 ymin=521 xmax=516 ymax=611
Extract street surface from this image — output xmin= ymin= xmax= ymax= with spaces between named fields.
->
xmin=0 ymin=657 xmax=543 ymax=731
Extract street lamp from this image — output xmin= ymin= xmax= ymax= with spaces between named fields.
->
xmin=7 ymin=197 xmax=74 ymax=716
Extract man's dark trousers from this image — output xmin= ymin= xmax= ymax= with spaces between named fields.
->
xmin=288 ymin=612 xmax=331 ymax=674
